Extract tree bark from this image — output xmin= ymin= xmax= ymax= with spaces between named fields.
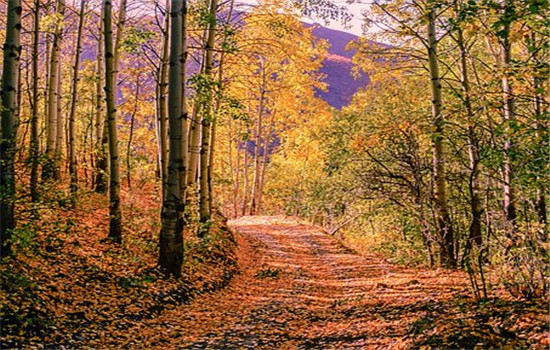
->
xmin=30 ymin=0 xmax=40 ymax=202
xmin=126 ymin=73 xmax=141 ymax=190
xmin=242 ymin=143 xmax=250 ymax=216
xmin=157 ymin=0 xmax=170 ymax=194
xmin=198 ymin=0 xmax=219 ymax=236
xmin=249 ymin=61 xmax=266 ymax=216
xmin=207 ymin=0 xmax=235 ymax=213
xmin=68 ymin=0 xmax=87 ymax=194
xmin=500 ymin=0 xmax=517 ymax=226
xmin=529 ymin=32 xmax=547 ymax=232
xmin=104 ymin=0 xmax=122 ymax=242
xmin=454 ymin=4 xmax=483 ymax=256
xmin=257 ymin=107 xmax=276 ymax=214
xmin=159 ymin=0 xmax=187 ymax=277
xmin=94 ymin=4 xmax=107 ymax=193
xmin=0 ymin=0 xmax=22 ymax=257
xmin=55 ymin=60 xmax=63 ymax=178
xmin=179 ymin=3 xmax=189 ymax=200
xmin=427 ymin=9 xmax=455 ymax=268
xmin=43 ymin=0 xmax=65 ymax=181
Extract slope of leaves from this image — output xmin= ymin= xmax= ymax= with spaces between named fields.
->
xmin=90 ymin=216 xmax=549 ymax=349
xmin=0 ymin=185 xmax=237 ymax=348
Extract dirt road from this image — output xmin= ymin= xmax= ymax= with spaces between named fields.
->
xmin=119 ymin=216 xmax=480 ymax=348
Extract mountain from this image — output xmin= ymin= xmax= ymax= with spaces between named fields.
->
xmin=79 ymin=12 xmax=367 ymax=110
xmin=307 ymin=24 xmax=369 ymax=109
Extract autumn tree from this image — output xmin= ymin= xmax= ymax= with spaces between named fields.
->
xmin=103 ymin=0 xmax=123 ymax=242
xmin=159 ymin=0 xmax=187 ymax=276
xmin=68 ymin=0 xmax=87 ymax=194
xmin=29 ymin=0 xmax=40 ymax=202
xmin=0 ymin=0 xmax=22 ymax=257
xmin=212 ymin=1 xmax=329 ymax=218
xmin=43 ymin=0 xmax=66 ymax=181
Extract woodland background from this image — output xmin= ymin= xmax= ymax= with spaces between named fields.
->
xmin=0 ymin=0 xmax=548 ymax=347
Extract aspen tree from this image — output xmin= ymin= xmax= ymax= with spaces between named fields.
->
xmin=159 ymin=0 xmax=186 ymax=276
xmin=157 ymin=0 xmax=170 ymax=193
xmin=499 ymin=0 xmax=517 ymax=226
xmin=427 ymin=7 xmax=455 ymax=267
xmin=43 ymin=0 xmax=65 ymax=181
xmin=452 ymin=1 xmax=482 ymax=255
xmin=94 ymin=5 xmax=107 ymax=193
xmin=68 ymin=0 xmax=87 ymax=194
xmin=104 ymin=0 xmax=122 ymax=242
xmin=0 ymin=0 xmax=22 ymax=257
xmin=30 ymin=0 xmax=40 ymax=202
xmin=198 ymin=0 xmax=219 ymax=236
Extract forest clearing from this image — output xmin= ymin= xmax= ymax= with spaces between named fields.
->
xmin=0 ymin=0 xmax=548 ymax=348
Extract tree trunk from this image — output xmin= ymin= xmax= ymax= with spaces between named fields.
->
xmin=179 ymin=3 xmax=189 ymax=200
xmin=186 ymin=32 xmax=209 ymax=188
xmin=242 ymin=145 xmax=250 ymax=216
xmin=157 ymin=0 xmax=170 ymax=194
xmin=257 ymin=108 xmax=276 ymax=214
xmin=68 ymin=0 xmax=87 ymax=194
xmin=207 ymin=0 xmax=235 ymax=213
xmin=114 ymin=0 xmax=128 ymax=77
xmin=30 ymin=0 xmax=40 ymax=202
xmin=55 ymin=60 xmax=63 ymax=178
xmin=454 ymin=6 xmax=483 ymax=256
xmin=427 ymin=9 xmax=455 ymax=268
xmin=198 ymin=0 xmax=219 ymax=236
xmin=43 ymin=0 xmax=65 ymax=181
xmin=94 ymin=5 xmax=107 ymax=193
xmin=0 ymin=0 xmax=22 ymax=257
xmin=500 ymin=0 xmax=517 ymax=226
xmin=249 ymin=62 xmax=266 ymax=216
xmin=530 ymin=32 xmax=547 ymax=233
xmin=104 ymin=0 xmax=122 ymax=242
xmin=126 ymin=73 xmax=141 ymax=190
xmin=159 ymin=0 xmax=187 ymax=277
xmin=187 ymin=103 xmax=202 ymax=187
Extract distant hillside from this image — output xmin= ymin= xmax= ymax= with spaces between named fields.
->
xmin=80 ymin=14 xmax=367 ymax=110
xmin=306 ymin=24 xmax=369 ymax=109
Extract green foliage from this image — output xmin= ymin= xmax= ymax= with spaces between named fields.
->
xmin=11 ymin=223 xmax=38 ymax=252
xmin=220 ymin=27 xmax=238 ymax=54
xmin=491 ymin=224 xmax=549 ymax=299
xmin=197 ymin=3 xmax=216 ymax=28
xmin=121 ymin=27 xmax=157 ymax=54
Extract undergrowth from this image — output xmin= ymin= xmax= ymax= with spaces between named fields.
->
xmin=0 ymin=185 xmax=238 ymax=348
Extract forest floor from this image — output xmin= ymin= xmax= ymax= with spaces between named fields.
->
xmin=104 ymin=216 xmax=548 ymax=349
xmin=2 ymin=207 xmax=548 ymax=348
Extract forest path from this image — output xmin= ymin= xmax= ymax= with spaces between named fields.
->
xmin=126 ymin=216 xmax=469 ymax=349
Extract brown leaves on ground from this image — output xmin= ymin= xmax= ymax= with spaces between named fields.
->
xmin=97 ymin=216 xmax=550 ymax=349
xmin=0 ymin=186 xmax=237 ymax=348
xmin=1 ymin=211 xmax=548 ymax=348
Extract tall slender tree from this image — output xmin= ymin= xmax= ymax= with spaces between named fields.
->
xmin=208 ymin=0 xmax=235 ymax=211
xmin=29 ymin=0 xmax=41 ymax=202
xmin=0 ymin=0 xmax=22 ymax=257
xmin=94 ymin=3 xmax=107 ymax=193
xmin=43 ymin=0 xmax=65 ymax=180
xmin=159 ymin=0 xmax=187 ymax=277
xmin=104 ymin=0 xmax=122 ymax=242
xmin=499 ymin=0 xmax=517 ymax=227
xmin=68 ymin=0 xmax=87 ymax=194
xmin=427 ymin=7 xmax=455 ymax=267
xmin=451 ymin=1 xmax=483 ymax=256
xmin=179 ymin=0 xmax=189 ymax=200
xmin=157 ymin=0 xmax=170 ymax=194
xmin=198 ymin=0 xmax=219 ymax=235
xmin=249 ymin=60 xmax=267 ymax=216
